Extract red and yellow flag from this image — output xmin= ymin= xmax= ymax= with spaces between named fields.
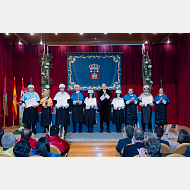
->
xmin=12 ymin=77 xmax=17 ymax=120
xmin=3 ymin=77 xmax=8 ymax=117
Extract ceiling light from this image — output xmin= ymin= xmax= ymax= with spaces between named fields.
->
xmin=94 ymin=38 xmax=97 ymax=40
xmin=18 ymin=39 xmax=22 ymax=45
xmin=145 ymin=41 xmax=148 ymax=44
xmin=129 ymin=33 xmax=132 ymax=34
xmin=104 ymin=33 xmax=107 ymax=34
xmin=6 ymin=33 xmax=8 ymax=35
xmin=167 ymin=38 xmax=170 ymax=43
xmin=153 ymin=33 xmax=157 ymax=34
xmin=31 ymin=33 xmax=33 ymax=35
xmin=80 ymin=33 xmax=83 ymax=35
xmin=55 ymin=33 xmax=58 ymax=35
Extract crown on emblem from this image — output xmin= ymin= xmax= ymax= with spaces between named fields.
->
xmin=89 ymin=63 xmax=100 ymax=70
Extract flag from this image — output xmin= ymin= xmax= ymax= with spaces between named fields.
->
xmin=2 ymin=77 xmax=8 ymax=117
xmin=12 ymin=77 xmax=17 ymax=120
xmin=19 ymin=77 xmax=24 ymax=102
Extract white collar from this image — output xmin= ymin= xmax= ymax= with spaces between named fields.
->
xmin=129 ymin=94 xmax=133 ymax=96
xmin=44 ymin=97 xmax=48 ymax=99
xmin=144 ymin=92 xmax=149 ymax=95
xmin=159 ymin=94 xmax=163 ymax=96
xmin=76 ymin=91 xmax=80 ymax=93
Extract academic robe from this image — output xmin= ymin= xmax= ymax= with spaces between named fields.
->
xmin=138 ymin=92 xmax=154 ymax=124
xmin=111 ymin=97 xmax=125 ymax=124
xmin=39 ymin=97 xmax=53 ymax=126
xmin=21 ymin=92 xmax=40 ymax=125
xmin=71 ymin=92 xmax=85 ymax=122
xmin=45 ymin=134 xmax=70 ymax=153
xmin=123 ymin=94 xmax=138 ymax=126
xmin=154 ymin=94 xmax=170 ymax=125
xmin=97 ymin=89 xmax=113 ymax=123
xmin=53 ymin=92 xmax=71 ymax=126
xmin=15 ymin=138 xmax=37 ymax=150
xmin=83 ymin=97 xmax=97 ymax=126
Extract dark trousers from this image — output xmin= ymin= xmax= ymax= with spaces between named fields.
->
xmin=100 ymin=121 xmax=110 ymax=131
xmin=116 ymin=124 xmax=121 ymax=132
xmin=27 ymin=124 xmax=36 ymax=133
xmin=142 ymin=123 xmax=152 ymax=132
xmin=87 ymin=125 xmax=93 ymax=132
xmin=158 ymin=124 xmax=164 ymax=129
xmin=73 ymin=122 xmax=82 ymax=132
xmin=61 ymin=147 xmax=70 ymax=157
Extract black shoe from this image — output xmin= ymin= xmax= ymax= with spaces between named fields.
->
xmin=100 ymin=129 xmax=103 ymax=133
xmin=107 ymin=129 xmax=111 ymax=133
xmin=79 ymin=130 xmax=82 ymax=133
xmin=72 ymin=131 xmax=76 ymax=133
xmin=87 ymin=131 xmax=90 ymax=133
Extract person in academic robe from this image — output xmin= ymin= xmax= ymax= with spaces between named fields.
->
xmin=53 ymin=84 xmax=71 ymax=134
xmin=21 ymin=85 xmax=40 ymax=134
xmin=97 ymin=83 xmax=113 ymax=133
xmin=138 ymin=85 xmax=154 ymax=132
xmin=123 ymin=88 xmax=138 ymax=127
xmin=111 ymin=90 xmax=125 ymax=133
xmin=71 ymin=85 xmax=85 ymax=133
xmin=83 ymin=90 xmax=97 ymax=133
xmin=39 ymin=90 xmax=53 ymax=132
xmin=154 ymin=88 xmax=170 ymax=129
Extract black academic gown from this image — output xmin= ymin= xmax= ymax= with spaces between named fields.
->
xmin=53 ymin=100 xmax=71 ymax=126
xmin=112 ymin=108 xmax=125 ymax=124
xmin=97 ymin=89 xmax=113 ymax=123
xmin=140 ymin=104 xmax=152 ymax=124
xmin=155 ymin=104 xmax=168 ymax=125
xmin=40 ymin=105 xmax=52 ymax=126
xmin=83 ymin=107 xmax=96 ymax=126
xmin=72 ymin=103 xmax=84 ymax=123
xmin=22 ymin=101 xmax=39 ymax=125
xmin=125 ymin=103 xmax=138 ymax=125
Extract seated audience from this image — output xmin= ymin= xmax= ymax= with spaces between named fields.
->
xmin=138 ymin=138 xmax=161 ymax=157
xmin=45 ymin=125 xmax=70 ymax=156
xmin=184 ymin=146 xmax=190 ymax=157
xmin=163 ymin=124 xmax=190 ymax=152
xmin=0 ymin=132 xmax=16 ymax=157
xmin=122 ymin=128 xmax=145 ymax=157
xmin=116 ymin=126 xmax=134 ymax=154
xmin=153 ymin=126 xmax=170 ymax=147
xmin=0 ymin=129 xmax=4 ymax=147
xmin=15 ymin=129 xmax=37 ymax=150
xmin=31 ymin=137 xmax=56 ymax=157
xmin=13 ymin=140 xmax=31 ymax=157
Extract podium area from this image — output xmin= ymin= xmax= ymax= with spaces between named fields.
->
xmin=36 ymin=112 xmax=155 ymax=133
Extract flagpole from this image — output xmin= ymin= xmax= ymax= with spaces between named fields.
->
xmin=3 ymin=115 xmax=5 ymax=127
xmin=13 ymin=77 xmax=15 ymax=127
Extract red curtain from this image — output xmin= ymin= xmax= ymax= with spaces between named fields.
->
xmin=145 ymin=43 xmax=178 ymax=123
xmin=176 ymin=34 xmax=190 ymax=126
xmin=0 ymin=36 xmax=13 ymax=128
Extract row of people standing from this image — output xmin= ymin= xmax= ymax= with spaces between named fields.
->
xmin=21 ymin=83 xmax=169 ymax=134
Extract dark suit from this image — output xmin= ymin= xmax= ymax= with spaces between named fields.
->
xmin=157 ymin=138 xmax=170 ymax=147
xmin=116 ymin=137 xmax=132 ymax=154
xmin=122 ymin=142 xmax=145 ymax=157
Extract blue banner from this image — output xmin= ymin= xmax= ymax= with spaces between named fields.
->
xmin=67 ymin=53 xmax=122 ymax=91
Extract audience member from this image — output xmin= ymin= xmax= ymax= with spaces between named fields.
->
xmin=122 ymin=128 xmax=145 ymax=157
xmin=116 ymin=126 xmax=134 ymax=154
xmin=45 ymin=125 xmax=70 ymax=156
xmin=0 ymin=132 xmax=16 ymax=157
xmin=13 ymin=140 xmax=31 ymax=157
xmin=0 ymin=129 xmax=4 ymax=147
xmin=31 ymin=137 xmax=56 ymax=157
xmin=15 ymin=129 xmax=37 ymax=150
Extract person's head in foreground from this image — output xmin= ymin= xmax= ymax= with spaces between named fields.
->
xmin=138 ymin=138 xmax=161 ymax=157
xmin=177 ymin=129 xmax=190 ymax=144
xmin=153 ymin=126 xmax=164 ymax=139
xmin=123 ymin=126 xmax=134 ymax=138
xmin=50 ymin=125 xmax=59 ymax=137
xmin=21 ymin=129 xmax=33 ymax=140
xmin=133 ymin=128 xmax=144 ymax=143
xmin=0 ymin=129 xmax=4 ymax=146
xmin=13 ymin=140 xmax=31 ymax=157
xmin=35 ymin=137 xmax=51 ymax=157
xmin=1 ymin=132 xmax=16 ymax=149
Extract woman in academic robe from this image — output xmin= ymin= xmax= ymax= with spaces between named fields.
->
xmin=21 ymin=85 xmax=40 ymax=134
xmin=123 ymin=88 xmax=138 ymax=127
xmin=97 ymin=83 xmax=113 ymax=133
xmin=53 ymin=84 xmax=71 ymax=134
xmin=71 ymin=84 xmax=85 ymax=133
xmin=111 ymin=90 xmax=125 ymax=133
xmin=154 ymin=88 xmax=170 ymax=129
xmin=39 ymin=90 xmax=53 ymax=132
xmin=83 ymin=90 xmax=97 ymax=133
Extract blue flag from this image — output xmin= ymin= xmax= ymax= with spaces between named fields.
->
xmin=67 ymin=53 xmax=122 ymax=91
